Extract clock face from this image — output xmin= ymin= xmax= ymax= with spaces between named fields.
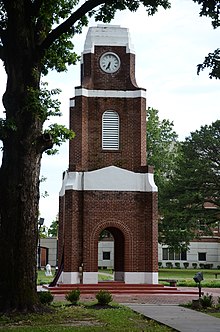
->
xmin=100 ymin=52 xmax=121 ymax=73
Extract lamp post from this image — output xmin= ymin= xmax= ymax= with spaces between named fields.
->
xmin=38 ymin=217 xmax=44 ymax=270
xmin=193 ymin=271 xmax=203 ymax=298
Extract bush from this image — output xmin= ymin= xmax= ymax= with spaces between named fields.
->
xmin=183 ymin=262 xmax=189 ymax=269
xmin=65 ymin=289 xmax=81 ymax=305
xmin=217 ymin=265 xmax=220 ymax=270
xmin=37 ymin=291 xmax=54 ymax=305
xmin=200 ymin=293 xmax=214 ymax=309
xmin=166 ymin=262 xmax=173 ymax=269
xmin=199 ymin=263 xmax=205 ymax=269
xmin=175 ymin=262 xmax=180 ymax=269
xmin=158 ymin=262 xmax=163 ymax=268
xmin=204 ymin=264 xmax=213 ymax=269
xmin=95 ymin=290 xmax=113 ymax=305
xmin=192 ymin=263 xmax=198 ymax=269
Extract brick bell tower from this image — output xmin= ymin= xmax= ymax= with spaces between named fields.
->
xmin=58 ymin=25 xmax=158 ymax=285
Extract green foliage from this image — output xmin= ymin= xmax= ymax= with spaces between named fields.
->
xmin=165 ymin=262 xmax=173 ymax=269
xmin=193 ymin=0 xmax=220 ymax=29
xmin=147 ymin=107 xmax=180 ymax=191
xmin=197 ymin=48 xmax=220 ymax=79
xmin=160 ymin=120 xmax=220 ymax=250
xmin=193 ymin=1 xmax=220 ymax=78
xmin=175 ymin=262 xmax=180 ymax=269
xmin=183 ymin=262 xmax=189 ymax=269
xmin=95 ymin=290 xmax=113 ymax=305
xmin=200 ymin=293 xmax=214 ymax=309
xmin=48 ymin=218 xmax=58 ymax=237
xmin=65 ymin=289 xmax=80 ymax=305
xmin=192 ymin=263 xmax=198 ymax=269
xmin=43 ymin=33 xmax=80 ymax=75
xmin=37 ymin=291 xmax=54 ymax=305
xmin=45 ymin=124 xmax=75 ymax=155
xmin=25 ymin=83 xmax=62 ymax=121
xmin=0 ymin=302 xmax=172 ymax=332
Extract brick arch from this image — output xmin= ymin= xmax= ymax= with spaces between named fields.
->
xmin=87 ymin=220 xmax=134 ymax=272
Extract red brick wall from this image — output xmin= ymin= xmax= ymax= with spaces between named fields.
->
xmin=69 ymin=95 xmax=147 ymax=172
xmin=69 ymin=45 xmax=147 ymax=172
xmin=60 ymin=190 xmax=158 ymax=273
xmin=82 ymin=46 xmax=138 ymax=90
xmin=58 ymin=42 xmax=158 ymax=278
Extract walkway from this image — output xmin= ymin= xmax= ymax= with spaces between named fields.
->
xmin=43 ymin=286 xmax=220 ymax=331
xmin=124 ymin=304 xmax=220 ymax=332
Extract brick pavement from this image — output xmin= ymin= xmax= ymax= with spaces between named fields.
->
xmin=52 ymin=287 xmax=220 ymax=305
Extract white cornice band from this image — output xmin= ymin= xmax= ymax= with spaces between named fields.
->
xmin=83 ymin=25 xmax=135 ymax=54
xmin=74 ymin=88 xmax=146 ymax=99
xmin=60 ymin=166 xmax=157 ymax=196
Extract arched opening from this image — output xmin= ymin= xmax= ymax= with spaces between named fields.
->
xmin=98 ymin=227 xmax=125 ymax=282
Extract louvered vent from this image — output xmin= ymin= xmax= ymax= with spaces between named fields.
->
xmin=102 ymin=111 xmax=119 ymax=150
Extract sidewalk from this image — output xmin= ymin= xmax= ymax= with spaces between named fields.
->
xmin=42 ymin=285 xmax=220 ymax=331
xmin=124 ymin=304 xmax=220 ymax=332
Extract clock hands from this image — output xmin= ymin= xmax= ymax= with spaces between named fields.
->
xmin=106 ymin=62 xmax=111 ymax=70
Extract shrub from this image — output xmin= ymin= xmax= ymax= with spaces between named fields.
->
xmin=175 ymin=262 xmax=180 ymax=269
xmin=158 ymin=262 xmax=163 ymax=268
xmin=200 ymin=293 xmax=214 ymax=309
xmin=204 ymin=264 xmax=213 ymax=269
xmin=217 ymin=265 xmax=220 ymax=270
xmin=192 ymin=263 xmax=198 ymax=269
xmin=199 ymin=263 xmax=205 ymax=269
xmin=95 ymin=290 xmax=113 ymax=305
xmin=183 ymin=262 xmax=189 ymax=269
xmin=37 ymin=291 xmax=54 ymax=305
xmin=166 ymin=262 xmax=173 ymax=269
xmin=65 ymin=289 xmax=81 ymax=305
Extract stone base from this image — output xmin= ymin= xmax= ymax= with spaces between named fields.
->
xmin=57 ymin=271 xmax=158 ymax=285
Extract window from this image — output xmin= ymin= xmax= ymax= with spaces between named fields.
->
xmin=162 ymin=248 xmax=168 ymax=260
xmin=103 ymin=251 xmax=110 ymax=260
xmin=102 ymin=111 xmax=119 ymax=150
xmin=162 ymin=248 xmax=187 ymax=261
xmin=198 ymin=253 xmax=206 ymax=261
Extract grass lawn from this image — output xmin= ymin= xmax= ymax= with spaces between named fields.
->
xmin=37 ymin=269 xmax=55 ymax=285
xmin=159 ymin=269 xmax=220 ymax=287
xmin=38 ymin=268 xmax=220 ymax=287
xmin=0 ymin=302 xmax=173 ymax=331
xmin=209 ymin=312 xmax=220 ymax=319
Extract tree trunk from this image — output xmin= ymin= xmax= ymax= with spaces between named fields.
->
xmin=0 ymin=137 xmax=41 ymax=312
xmin=0 ymin=7 xmax=47 ymax=311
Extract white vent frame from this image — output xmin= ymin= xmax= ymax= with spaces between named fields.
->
xmin=102 ymin=110 xmax=119 ymax=150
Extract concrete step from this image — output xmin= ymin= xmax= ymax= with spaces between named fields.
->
xmin=43 ymin=282 xmax=199 ymax=296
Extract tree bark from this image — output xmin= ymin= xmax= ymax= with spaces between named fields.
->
xmin=0 ymin=3 xmax=46 ymax=312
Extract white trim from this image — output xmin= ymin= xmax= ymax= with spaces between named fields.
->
xmin=83 ymin=25 xmax=135 ymax=54
xmin=124 ymin=272 xmax=158 ymax=284
xmin=74 ymin=87 xmax=146 ymax=99
xmin=59 ymin=166 xmax=158 ymax=196
xmin=58 ymin=272 xmax=80 ymax=284
xmin=69 ymin=99 xmax=75 ymax=107
xmin=83 ymin=272 xmax=98 ymax=284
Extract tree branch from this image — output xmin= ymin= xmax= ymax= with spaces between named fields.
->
xmin=40 ymin=0 xmax=106 ymax=51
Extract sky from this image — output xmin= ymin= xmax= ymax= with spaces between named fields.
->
xmin=0 ymin=0 xmax=219 ymax=227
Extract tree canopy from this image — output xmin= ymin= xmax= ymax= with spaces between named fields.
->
xmin=159 ymin=120 xmax=220 ymax=250
xmin=146 ymin=107 xmax=180 ymax=208
xmin=193 ymin=0 xmax=220 ymax=78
